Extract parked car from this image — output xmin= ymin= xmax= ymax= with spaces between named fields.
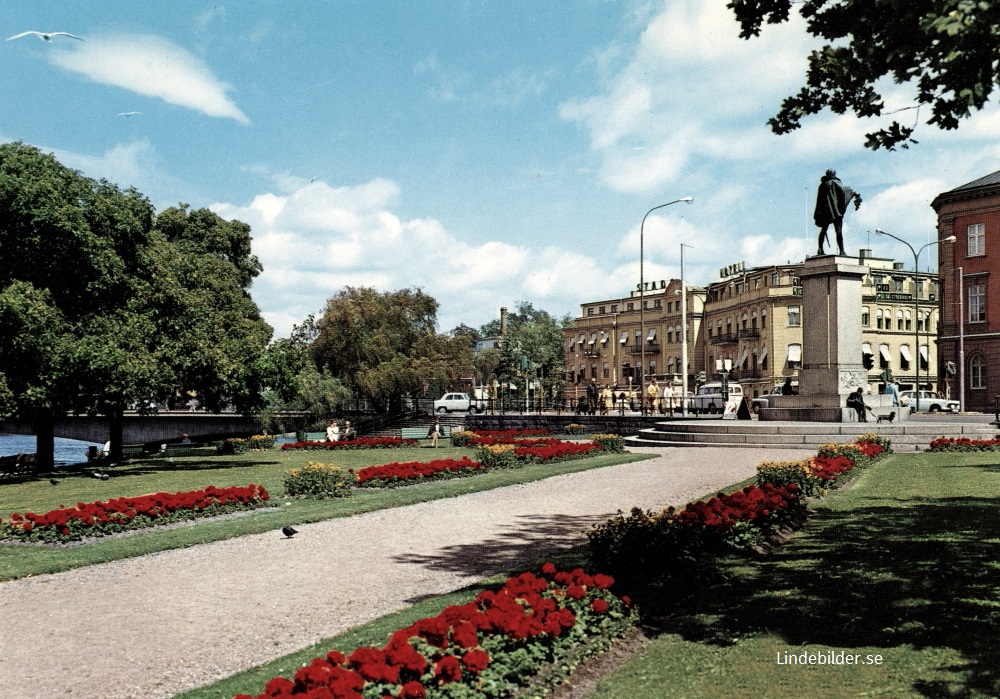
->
xmin=433 ymin=392 xmax=478 ymax=413
xmin=750 ymin=382 xmax=798 ymax=413
xmin=898 ymin=390 xmax=959 ymax=412
xmin=688 ymin=382 xmax=744 ymax=414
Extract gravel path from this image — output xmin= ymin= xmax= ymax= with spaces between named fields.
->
xmin=0 ymin=446 xmax=812 ymax=699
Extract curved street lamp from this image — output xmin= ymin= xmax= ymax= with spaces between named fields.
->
xmin=640 ymin=197 xmax=693 ymax=414
xmin=874 ymin=229 xmax=956 ymax=412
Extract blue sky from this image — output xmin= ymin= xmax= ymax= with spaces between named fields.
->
xmin=4 ymin=1 xmax=1000 ymax=338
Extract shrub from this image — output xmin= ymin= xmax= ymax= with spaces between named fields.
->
xmin=563 ymin=423 xmax=587 ymax=435
xmin=756 ymin=459 xmax=823 ymax=496
xmin=217 ymin=437 xmax=249 ymax=455
xmin=475 ymin=444 xmax=519 ymax=469
xmin=450 ymin=430 xmax=477 ymax=447
xmin=248 ymin=435 xmax=275 ymax=451
xmin=284 ymin=462 xmax=356 ymax=498
xmin=281 ymin=436 xmax=418 ymax=450
xmin=591 ymin=434 xmax=624 ymax=453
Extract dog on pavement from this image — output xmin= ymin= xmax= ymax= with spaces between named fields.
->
xmin=875 ymin=411 xmax=896 ymax=424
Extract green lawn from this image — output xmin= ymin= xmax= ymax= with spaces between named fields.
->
xmin=0 ymin=445 xmax=649 ymax=581
xmin=589 ymin=451 xmax=1000 ymax=699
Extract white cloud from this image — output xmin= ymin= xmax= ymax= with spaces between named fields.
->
xmin=48 ymin=34 xmax=249 ymax=123
xmin=211 ymin=178 xmax=632 ymax=336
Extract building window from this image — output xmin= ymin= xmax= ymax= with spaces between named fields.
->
xmin=969 ymin=283 xmax=986 ymax=322
xmin=634 ymin=330 xmax=641 ymax=346
xmin=751 ymin=311 xmax=757 ymax=330
xmin=627 ymin=302 xmax=634 ymax=311
xmin=876 ymin=309 xmax=884 ymax=330
xmin=917 ymin=310 xmax=925 ymax=332
xmin=603 ymin=362 xmax=609 ymax=379
xmin=771 ymin=273 xmax=778 ymax=286
xmin=894 ymin=278 xmax=904 ymax=292
xmin=667 ymin=328 xmax=673 ymax=344
xmin=862 ymin=306 xmax=870 ymax=326
xmin=591 ymin=365 xmax=597 ymax=379
xmin=587 ymin=308 xmax=594 ymax=316
xmin=787 ymin=343 xmax=802 ymax=368
xmin=968 ymin=223 xmax=986 ymax=256
xmin=654 ymin=299 xmax=662 ymax=309
xmin=896 ymin=309 xmax=904 ymax=330
xmin=788 ymin=305 xmax=801 ymax=326
xmin=970 ymin=354 xmax=986 ymax=389
xmin=919 ymin=344 xmax=929 ymax=370
xmin=599 ymin=306 xmax=605 ymax=314
xmin=879 ymin=343 xmax=890 ymax=369
xmin=900 ymin=344 xmax=911 ymax=371
xmin=761 ymin=310 xmax=767 ymax=329
xmin=610 ymin=304 xmax=617 ymax=313
xmin=904 ymin=310 xmax=912 ymax=331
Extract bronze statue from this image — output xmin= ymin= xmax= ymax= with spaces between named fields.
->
xmin=814 ymin=169 xmax=862 ymax=256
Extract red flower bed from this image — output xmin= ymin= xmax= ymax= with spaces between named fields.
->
xmin=466 ymin=435 xmax=567 ymax=448
xmin=355 ymin=458 xmax=484 ymax=486
xmin=232 ymin=564 xmax=632 ymax=699
xmin=671 ymin=483 xmax=801 ymax=534
xmin=854 ymin=440 xmax=886 ymax=458
xmin=281 ymin=436 xmax=417 ymax=450
xmin=1 ymin=484 xmax=269 ymax=541
xmin=513 ymin=442 xmax=603 ymax=462
xmin=470 ymin=429 xmax=552 ymax=438
xmin=928 ymin=437 xmax=1000 ymax=452
xmin=810 ymin=454 xmax=856 ymax=482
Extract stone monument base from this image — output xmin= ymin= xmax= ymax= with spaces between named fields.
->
xmin=760 ymin=393 xmax=909 ymax=422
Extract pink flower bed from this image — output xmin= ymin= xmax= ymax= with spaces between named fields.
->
xmin=355 ymin=458 xmax=484 ymax=486
xmin=282 ymin=436 xmax=418 ymax=450
xmin=0 ymin=484 xmax=269 ymax=541
xmin=233 ymin=564 xmax=632 ymax=699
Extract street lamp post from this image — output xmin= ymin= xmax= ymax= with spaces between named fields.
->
xmin=680 ymin=242 xmax=694 ymax=417
xmin=640 ymin=197 xmax=693 ymax=415
xmin=874 ymin=230 xmax=956 ymax=412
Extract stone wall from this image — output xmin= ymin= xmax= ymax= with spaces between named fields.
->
xmin=466 ymin=413 xmax=667 ymax=436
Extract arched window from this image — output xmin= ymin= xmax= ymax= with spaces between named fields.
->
xmin=876 ymin=309 xmax=884 ymax=329
xmin=862 ymin=306 xmax=870 ymax=326
xmin=896 ymin=309 xmax=904 ymax=330
xmin=741 ymin=313 xmax=748 ymax=330
xmin=761 ymin=309 xmax=767 ymax=329
xmin=970 ymin=355 xmax=986 ymax=389
xmin=904 ymin=310 xmax=912 ymax=331
xmin=751 ymin=311 xmax=758 ymax=330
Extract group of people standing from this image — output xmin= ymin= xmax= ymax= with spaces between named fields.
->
xmin=325 ymin=419 xmax=357 ymax=442
xmin=580 ymin=377 xmax=682 ymax=416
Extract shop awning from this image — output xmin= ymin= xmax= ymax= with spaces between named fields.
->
xmin=588 ymin=333 xmax=597 ymax=345
xmin=880 ymin=345 xmax=892 ymax=362
xmin=862 ymin=342 xmax=872 ymax=353
xmin=900 ymin=345 xmax=913 ymax=363
xmin=787 ymin=344 xmax=802 ymax=362
xmin=757 ymin=346 xmax=767 ymax=364
xmin=738 ymin=348 xmax=749 ymax=367
xmin=646 ymin=329 xmax=656 ymax=341
xmin=920 ymin=345 xmax=929 ymax=361
xmin=620 ymin=331 xmax=628 ymax=344
xmin=599 ymin=331 xmax=608 ymax=344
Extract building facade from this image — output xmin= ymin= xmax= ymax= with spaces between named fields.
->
xmin=933 ymin=171 xmax=1000 ymax=412
xmin=562 ymin=279 xmax=707 ymax=400
xmin=564 ymin=253 xmax=941 ymax=402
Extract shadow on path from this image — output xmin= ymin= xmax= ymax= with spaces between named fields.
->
xmin=393 ymin=512 xmax=612 ymax=579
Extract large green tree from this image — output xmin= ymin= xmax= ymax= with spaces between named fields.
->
xmin=310 ymin=287 xmax=472 ymax=413
xmin=0 ymin=144 xmax=271 ymax=465
xmin=729 ymin=0 xmax=1000 ymax=149
xmin=480 ymin=302 xmax=569 ymax=408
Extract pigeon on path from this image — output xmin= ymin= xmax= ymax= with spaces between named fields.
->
xmin=281 ymin=525 xmax=298 ymax=539
xmin=6 ymin=31 xmax=84 ymax=42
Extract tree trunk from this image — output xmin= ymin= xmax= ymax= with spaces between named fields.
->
xmin=108 ymin=411 xmax=124 ymax=462
xmin=34 ymin=408 xmax=55 ymax=472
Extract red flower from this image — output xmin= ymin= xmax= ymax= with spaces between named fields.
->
xmin=590 ymin=599 xmax=610 ymax=614
xmin=399 ymin=681 xmax=427 ymax=699
xmin=567 ymin=585 xmax=586 ymax=600
xmin=541 ymin=561 xmax=557 ymax=576
xmin=461 ymin=649 xmax=490 ymax=674
xmin=434 ymin=655 xmax=463 ymax=683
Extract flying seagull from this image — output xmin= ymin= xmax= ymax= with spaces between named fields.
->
xmin=6 ymin=31 xmax=84 ymax=42
xmin=281 ymin=525 xmax=298 ymax=539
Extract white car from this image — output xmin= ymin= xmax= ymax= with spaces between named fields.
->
xmin=688 ymin=382 xmax=744 ymax=414
xmin=433 ymin=393 xmax=477 ymax=413
xmin=898 ymin=390 xmax=958 ymax=412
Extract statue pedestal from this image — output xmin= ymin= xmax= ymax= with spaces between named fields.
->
xmin=761 ymin=255 xmax=906 ymax=422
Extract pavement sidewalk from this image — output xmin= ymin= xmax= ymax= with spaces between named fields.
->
xmin=0 ymin=446 xmax=812 ymax=699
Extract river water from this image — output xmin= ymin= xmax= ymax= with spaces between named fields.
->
xmin=0 ymin=434 xmax=103 ymax=468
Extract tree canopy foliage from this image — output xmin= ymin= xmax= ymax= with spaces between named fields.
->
xmin=310 ymin=287 xmax=474 ymax=413
xmin=0 ymin=143 xmax=271 ymax=464
xmin=729 ymin=0 xmax=1000 ymax=149
xmin=480 ymin=302 xmax=570 ymax=404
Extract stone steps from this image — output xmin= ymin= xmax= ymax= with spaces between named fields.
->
xmin=625 ymin=420 xmax=996 ymax=452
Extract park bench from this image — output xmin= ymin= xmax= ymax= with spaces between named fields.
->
xmin=0 ymin=453 xmax=38 ymax=481
xmin=400 ymin=425 xmax=452 ymax=443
